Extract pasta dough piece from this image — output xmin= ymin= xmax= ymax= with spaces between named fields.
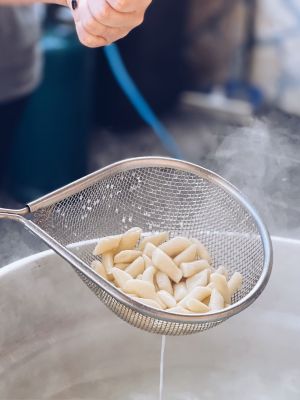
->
xmin=139 ymin=232 xmax=169 ymax=251
xmin=143 ymin=242 xmax=157 ymax=258
xmin=215 ymin=266 xmax=228 ymax=279
xmin=156 ymin=271 xmax=173 ymax=295
xmin=124 ymin=279 xmax=157 ymax=300
xmin=125 ymin=293 xmax=136 ymax=298
xmin=186 ymin=269 xmax=210 ymax=291
xmin=112 ymin=268 xmax=132 ymax=289
xmin=180 ymin=259 xmax=210 ymax=278
xmin=125 ymin=256 xmax=145 ymax=278
xmin=152 ymin=247 xmax=183 ymax=283
xmin=186 ymin=298 xmax=209 ymax=313
xmin=210 ymin=273 xmax=231 ymax=304
xmin=157 ymin=290 xmax=177 ymax=309
xmin=93 ymin=234 xmax=122 ymax=256
xmin=114 ymin=250 xmax=142 ymax=264
xmin=154 ymin=295 xmax=167 ymax=310
xmin=191 ymin=238 xmax=212 ymax=264
xmin=228 ymin=272 xmax=243 ymax=296
xmin=173 ymin=282 xmax=187 ymax=302
xmin=91 ymin=260 xmax=108 ymax=280
xmin=90 ymin=228 xmax=243 ymax=315
xmin=173 ymin=244 xmax=198 ymax=266
xmin=209 ymin=289 xmax=224 ymax=311
xmin=159 ymin=237 xmax=191 ymax=257
xmin=142 ymin=255 xmax=152 ymax=268
xmin=133 ymin=297 xmax=163 ymax=310
xmin=114 ymin=263 xmax=129 ymax=270
xmin=179 ymin=286 xmax=212 ymax=308
xmin=116 ymin=227 xmax=142 ymax=252
xmin=102 ymin=252 xmax=114 ymax=275
xmin=142 ymin=266 xmax=156 ymax=284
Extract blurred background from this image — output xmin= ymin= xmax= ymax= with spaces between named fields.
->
xmin=1 ymin=0 xmax=300 ymax=265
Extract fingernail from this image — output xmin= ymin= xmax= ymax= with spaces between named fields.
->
xmin=71 ymin=0 xmax=78 ymax=10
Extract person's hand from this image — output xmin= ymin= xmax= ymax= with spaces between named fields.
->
xmin=69 ymin=0 xmax=152 ymax=48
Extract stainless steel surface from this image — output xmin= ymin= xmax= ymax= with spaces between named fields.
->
xmin=0 ymin=207 xmax=29 ymax=221
xmin=0 ymin=157 xmax=272 ymax=335
xmin=0 ymin=237 xmax=298 ymax=399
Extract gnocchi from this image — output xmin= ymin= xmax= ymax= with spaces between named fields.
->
xmin=102 ymin=252 xmax=114 ymax=275
xmin=142 ymin=266 xmax=156 ymax=284
xmin=159 ymin=237 xmax=191 ymax=257
xmin=173 ymin=244 xmax=198 ymax=266
xmin=152 ymin=247 xmax=183 ymax=283
xmin=143 ymin=242 xmax=157 ymax=258
xmin=210 ymin=273 xmax=231 ymax=304
xmin=228 ymin=272 xmax=243 ymax=296
xmin=116 ymin=227 xmax=142 ymax=252
xmin=111 ymin=268 xmax=132 ymax=290
xmin=180 ymin=259 xmax=210 ymax=278
xmin=124 ymin=279 xmax=156 ymax=299
xmin=156 ymin=271 xmax=173 ymax=295
xmin=91 ymin=260 xmax=107 ymax=280
xmin=186 ymin=269 xmax=210 ymax=291
xmin=173 ymin=282 xmax=187 ymax=302
xmin=125 ymin=256 xmax=145 ymax=278
xmin=91 ymin=229 xmax=243 ymax=314
xmin=209 ymin=288 xmax=225 ymax=311
xmin=114 ymin=250 xmax=142 ymax=264
xmin=186 ymin=298 xmax=210 ymax=313
xmin=157 ymin=290 xmax=177 ymax=309
xmin=139 ymin=232 xmax=169 ymax=251
xmin=93 ymin=234 xmax=122 ymax=256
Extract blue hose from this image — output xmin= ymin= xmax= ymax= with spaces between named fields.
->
xmin=104 ymin=43 xmax=184 ymax=160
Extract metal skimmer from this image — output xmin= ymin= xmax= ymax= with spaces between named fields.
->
xmin=0 ymin=157 xmax=272 ymax=335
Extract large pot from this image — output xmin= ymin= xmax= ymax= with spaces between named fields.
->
xmin=0 ymin=237 xmax=299 ymax=399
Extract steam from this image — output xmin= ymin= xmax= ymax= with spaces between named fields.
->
xmin=90 ymin=111 xmax=300 ymax=240
xmin=205 ymin=113 xmax=300 ymax=239
xmin=2 ymin=111 xmax=299 ymax=269
xmin=213 ymin=119 xmax=272 ymax=215
xmin=0 ymin=193 xmax=47 ymax=267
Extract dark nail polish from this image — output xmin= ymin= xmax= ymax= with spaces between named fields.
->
xmin=71 ymin=0 xmax=78 ymax=10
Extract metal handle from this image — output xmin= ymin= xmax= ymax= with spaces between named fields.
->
xmin=0 ymin=207 xmax=29 ymax=221
xmin=23 ymin=219 xmax=113 ymax=293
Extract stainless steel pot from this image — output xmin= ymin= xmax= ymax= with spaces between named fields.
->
xmin=0 ymin=237 xmax=299 ymax=399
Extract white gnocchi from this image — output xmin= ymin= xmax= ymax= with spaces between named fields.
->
xmin=114 ymin=250 xmax=142 ymax=264
xmin=91 ymin=229 xmax=243 ymax=315
xmin=139 ymin=232 xmax=169 ymax=251
xmin=125 ymin=256 xmax=145 ymax=278
xmin=156 ymin=271 xmax=174 ymax=295
xmin=152 ymin=247 xmax=183 ymax=283
xmin=93 ymin=234 xmax=122 ymax=255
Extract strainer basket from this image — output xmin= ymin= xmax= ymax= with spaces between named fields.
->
xmin=0 ymin=157 xmax=272 ymax=335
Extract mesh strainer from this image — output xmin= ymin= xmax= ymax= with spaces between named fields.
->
xmin=0 ymin=157 xmax=272 ymax=335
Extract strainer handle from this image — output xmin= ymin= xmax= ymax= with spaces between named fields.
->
xmin=0 ymin=207 xmax=29 ymax=221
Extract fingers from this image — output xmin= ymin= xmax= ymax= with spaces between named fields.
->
xmin=75 ymin=21 xmax=108 ymax=48
xmin=79 ymin=1 xmax=123 ymax=41
xmin=106 ymin=0 xmax=152 ymax=13
xmin=87 ymin=0 xmax=142 ymax=29
xmin=70 ymin=0 xmax=152 ymax=48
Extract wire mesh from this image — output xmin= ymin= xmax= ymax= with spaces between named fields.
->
xmin=30 ymin=161 xmax=269 ymax=335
